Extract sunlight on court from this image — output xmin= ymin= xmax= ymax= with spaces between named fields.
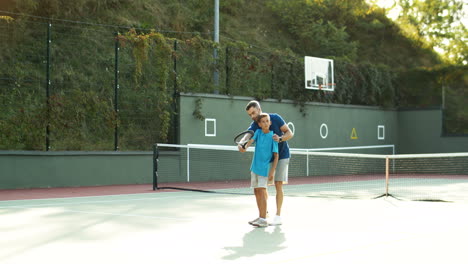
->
xmin=1 ymin=192 xmax=468 ymax=264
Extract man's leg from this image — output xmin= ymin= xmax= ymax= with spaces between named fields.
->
xmin=274 ymin=159 xmax=289 ymax=216
xmin=275 ymin=181 xmax=283 ymax=216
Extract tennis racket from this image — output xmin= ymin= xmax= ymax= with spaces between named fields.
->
xmin=234 ymin=130 xmax=254 ymax=149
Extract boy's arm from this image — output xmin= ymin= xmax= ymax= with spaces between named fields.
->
xmin=239 ymin=122 xmax=258 ymax=152
xmin=268 ymin=152 xmax=279 ymax=182
xmin=244 ymin=138 xmax=255 ymax=149
xmin=238 ymin=135 xmax=252 ymax=152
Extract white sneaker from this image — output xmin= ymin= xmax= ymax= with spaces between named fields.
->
xmin=269 ymin=215 xmax=282 ymax=226
xmin=248 ymin=217 xmax=260 ymax=225
xmin=252 ymin=218 xmax=268 ymax=227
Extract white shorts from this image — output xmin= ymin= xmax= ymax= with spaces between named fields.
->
xmin=250 ymin=172 xmax=273 ymax=188
xmin=274 ymin=158 xmax=289 ymax=184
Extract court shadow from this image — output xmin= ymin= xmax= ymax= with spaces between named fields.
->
xmin=222 ymin=226 xmax=286 ymax=260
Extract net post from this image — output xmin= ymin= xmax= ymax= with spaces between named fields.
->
xmin=187 ymin=145 xmax=190 ymax=182
xmin=153 ymin=144 xmax=159 ymax=191
xmin=385 ymin=156 xmax=389 ymax=197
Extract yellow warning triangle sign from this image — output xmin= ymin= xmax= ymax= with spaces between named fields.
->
xmin=350 ymin=128 xmax=358 ymax=139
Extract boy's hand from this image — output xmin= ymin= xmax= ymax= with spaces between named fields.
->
xmin=268 ymin=173 xmax=274 ymax=182
xmin=238 ymin=144 xmax=246 ymax=152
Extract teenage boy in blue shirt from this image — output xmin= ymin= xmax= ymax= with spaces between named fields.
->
xmin=244 ymin=113 xmax=278 ymax=227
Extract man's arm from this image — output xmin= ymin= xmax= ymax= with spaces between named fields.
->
xmin=273 ymin=123 xmax=294 ymax=142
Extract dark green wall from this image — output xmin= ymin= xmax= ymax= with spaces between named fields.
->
xmin=179 ymin=93 xmax=397 ymax=151
xmin=398 ymin=109 xmax=468 ymax=154
xmin=179 ymin=94 xmax=467 ymax=154
xmin=0 ymin=151 xmax=152 ymax=189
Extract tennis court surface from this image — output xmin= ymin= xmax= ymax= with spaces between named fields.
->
xmin=1 ymin=186 xmax=468 ymax=264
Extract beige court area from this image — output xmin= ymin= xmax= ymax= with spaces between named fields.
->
xmin=1 ymin=190 xmax=468 ymax=264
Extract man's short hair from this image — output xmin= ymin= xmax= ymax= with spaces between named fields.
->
xmin=257 ymin=113 xmax=269 ymax=123
xmin=245 ymin=100 xmax=261 ymax=111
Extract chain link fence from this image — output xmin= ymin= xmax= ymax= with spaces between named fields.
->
xmin=1 ymin=19 xmax=466 ymax=151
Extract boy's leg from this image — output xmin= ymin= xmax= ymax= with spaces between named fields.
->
xmin=254 ymin=187 xmax=267 ymax=218
xmin=251 ymin=172 xmax=268 ymax=221
xmin=254 ymin=188 xmax=262 ymax=216
xmin=251 ymin=187 xmax=268 ymax=227
xmin=252 ymin=175 xmax=269 ymax=227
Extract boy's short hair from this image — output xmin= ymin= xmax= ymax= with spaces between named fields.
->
xmin=257 ymin=113 xmax=269 ymax=123
xmin=245 ymin=100 xmax=261 ymax=111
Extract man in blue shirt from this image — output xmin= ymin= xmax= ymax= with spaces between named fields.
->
xmin=239 ymin=100 xmax=294 ymax=226
xmin=244 ymin=113 xmax=278 ymax=227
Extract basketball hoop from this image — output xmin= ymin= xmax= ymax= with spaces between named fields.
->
xmin=318 ymin=83 xmax=335 ymax=91
xmin=304 ymin=56 xmax=335 ymax=92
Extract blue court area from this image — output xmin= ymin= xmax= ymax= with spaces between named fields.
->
xmin=1 ymin=190 xmax=468 ymax=264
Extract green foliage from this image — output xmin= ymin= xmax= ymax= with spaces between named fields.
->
xmin=397 ymin=68 xmax=441 ymax=107
xmin=13 ymin=0 xmax=127 ymax=17
xmin=47 ymin=90 xmax=116 ymax=150
xmin=266 ymin=0 xmax=358 ymax=59
xmin=192 ymin=97 xmax=205 ymax=120
xmin=398 ymin=65 xmax=468 ymax=134
xmin=118 ymin=29 xmax=174 ymax=146
xmin=0 ymin=85 xmax=45 ymax=150
xmin=176 ymin=35 xmax=220 ymax=94
xmin=0 ymin=0 xmax=466 ymax=151
xmin=394 ymin=0 xmax=467 ymax=64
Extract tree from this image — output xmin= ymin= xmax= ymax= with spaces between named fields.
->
xmin=395 ymin=0 xmax=467 ymax=65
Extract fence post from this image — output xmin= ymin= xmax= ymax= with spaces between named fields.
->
xmin=114 ymin=33 xmax=120 ymax=151
xmin=172 ymin=39 xmax=179 ymax=143
xmin=213 ymin=0 xmax=220 ymax=94
xmin=225 ymin=46 xmax=230 ymax=95
xmin=45 ymin=22 xmax=51 ymax=151
xmin=270 ymin=62 xmax=274 ymax=98
xmin=153 ymin=144 xmax=158 ymax=190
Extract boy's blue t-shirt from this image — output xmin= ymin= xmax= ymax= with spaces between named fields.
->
xmin=248 ymin=113 xmax=290 ymax=160
xmin=250 ymin=130 xmax=279 ymax=177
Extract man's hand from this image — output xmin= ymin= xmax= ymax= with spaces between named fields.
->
xmin=273 ymin=134 xmax=280 ymax=142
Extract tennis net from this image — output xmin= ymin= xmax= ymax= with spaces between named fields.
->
xmin=153 ymin=144 xmax=468 ymax=202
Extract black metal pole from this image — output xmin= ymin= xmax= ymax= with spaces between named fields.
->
xmin=153 ymin=144 xmax=159 ymax=190
xmin=270 ymin=62 xmax=274 ymax=98
xmin=213 ymin=0 xmax=220 ymax=94
xmin=45 ymin=23 xmax=51 ymax=151
xmin=172 ymin=40 xmax=179 ymax=143
xmin=225 ymin=46 xmax=230 ymax=95
xmin=114 ymin=33 xmax=120 ymax=151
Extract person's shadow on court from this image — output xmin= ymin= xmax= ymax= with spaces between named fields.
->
xmin=222 ymin=226 xmax=286 ymax=260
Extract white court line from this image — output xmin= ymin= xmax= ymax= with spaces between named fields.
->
xmin=0 ymin=204 xmax=191 ymax=221
xmin=0 ymin=192 xmax=224 ymax=209
xmin=0 ymin=190 xmax=180 ymax=203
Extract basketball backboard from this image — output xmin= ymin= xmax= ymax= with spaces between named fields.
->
xmin=304 ymin=56 xmax=335 ymax=91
